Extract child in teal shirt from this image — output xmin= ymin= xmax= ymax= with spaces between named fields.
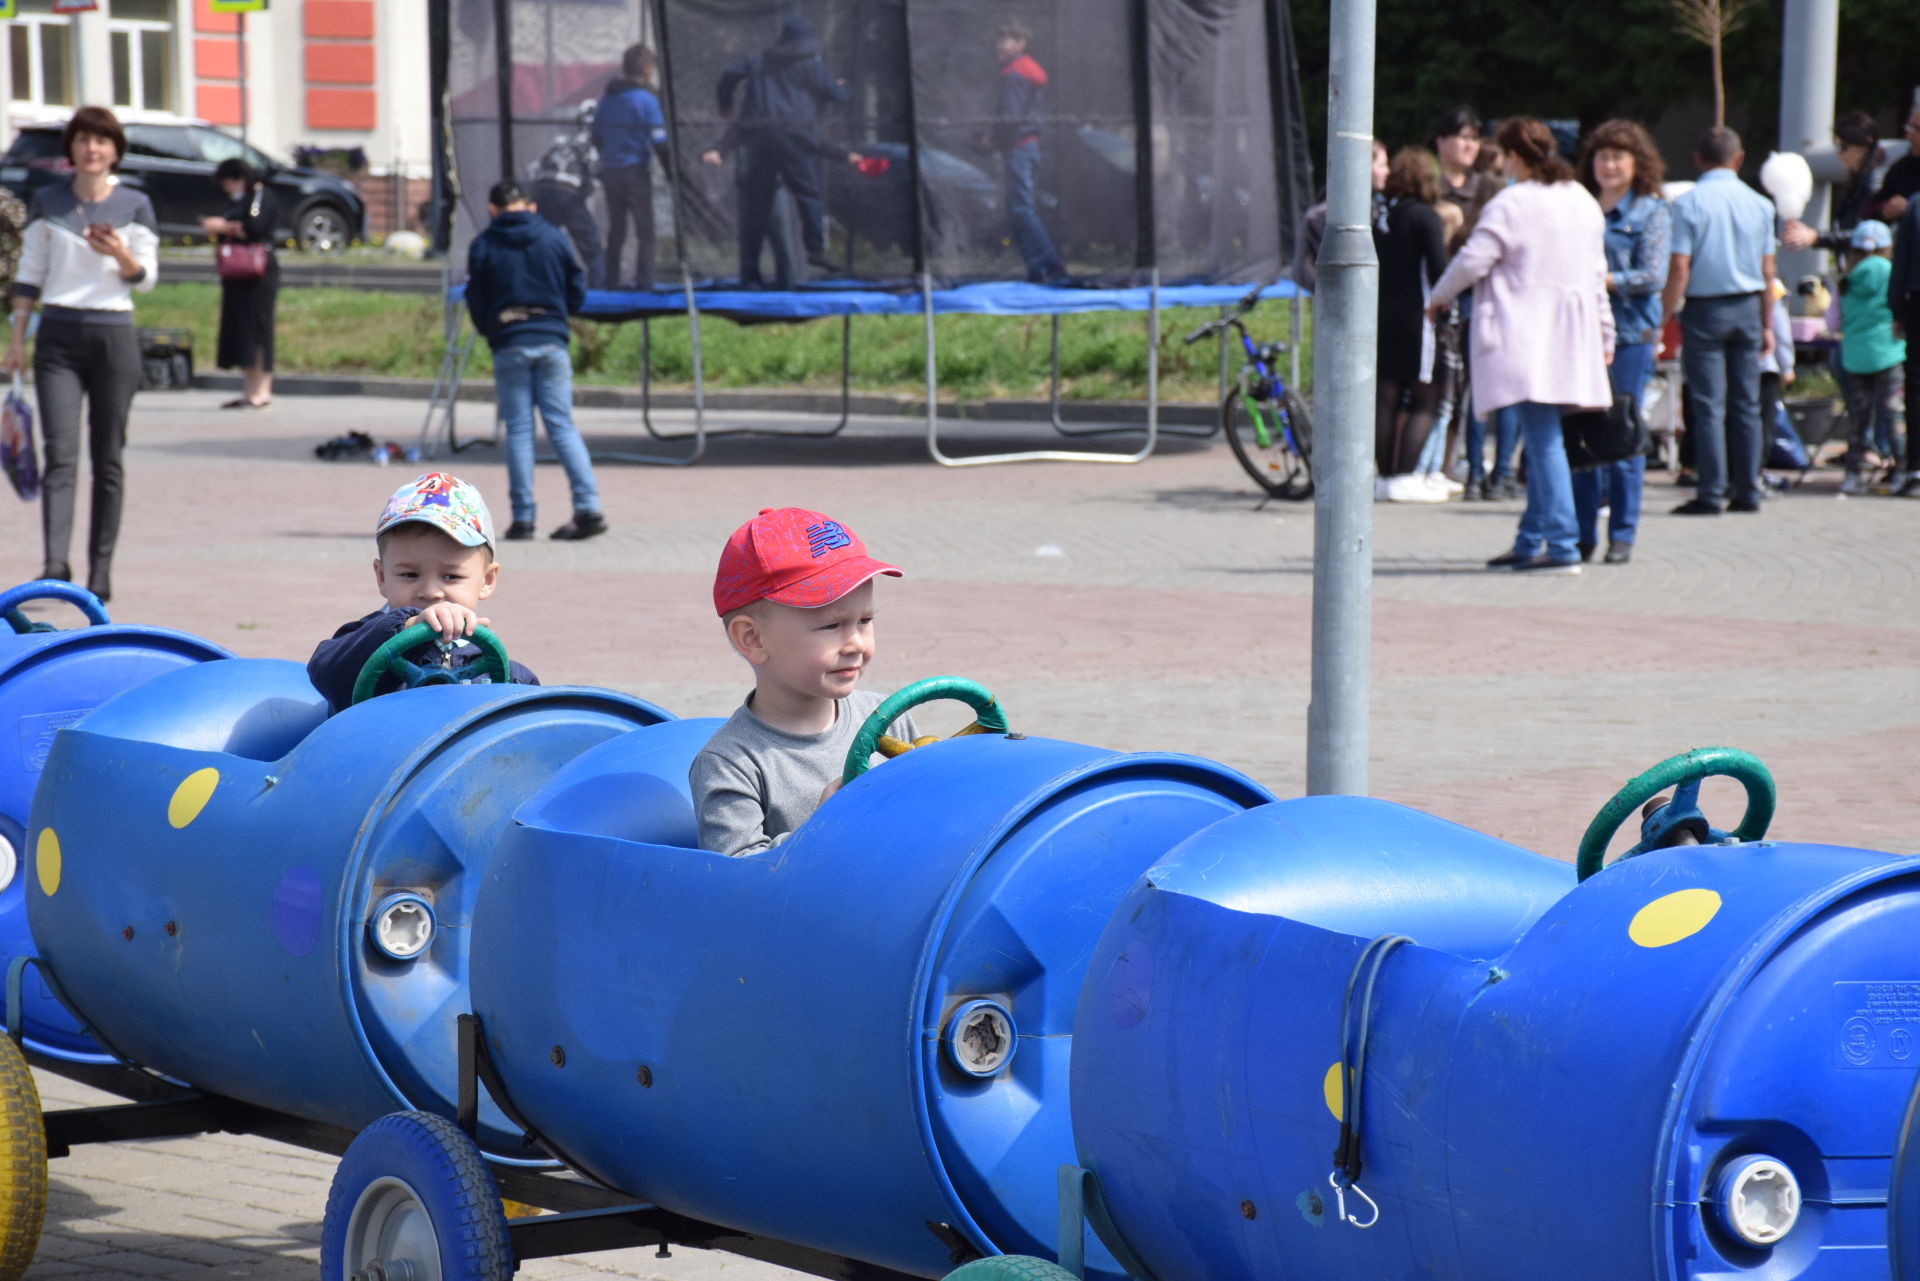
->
xmin=1838 ymin=219 xmax=1906 ymax=491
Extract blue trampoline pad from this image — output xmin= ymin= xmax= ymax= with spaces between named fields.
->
xmin=447 ymin=279 xmax=1304 ymax=326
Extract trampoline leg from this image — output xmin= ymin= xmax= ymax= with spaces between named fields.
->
xmin=1046 ymin=308 xmax=1214 ymax=441
xmin=638 ymin=318 xmax=671 ymax=442
xmin=927 ymin=272 xmax=1160 ymax=467
xmin=418 ymin=300 xmax=485 ymax=459
xmin=589 ymin=267 xmax=707 ymax=466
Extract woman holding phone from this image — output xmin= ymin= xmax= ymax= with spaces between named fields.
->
xmin=4 ymin=106 xmax=158 ymax=602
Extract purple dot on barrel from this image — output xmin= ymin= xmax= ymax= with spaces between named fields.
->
xmin=271 ymin=866 xmax=324 ymax=957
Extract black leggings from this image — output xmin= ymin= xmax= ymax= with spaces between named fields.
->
xmin=1375 ymin=377 xmax=1440 ymax=476
xmin=35 ymin=318 xmax=141 ymax=577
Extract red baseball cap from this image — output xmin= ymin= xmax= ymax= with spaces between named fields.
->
xmin=713 ymin=507 xmax=903 ymax=616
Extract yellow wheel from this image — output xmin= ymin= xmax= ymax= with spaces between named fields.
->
xmin=0 ymin=1035 xmax=46 ymax=1280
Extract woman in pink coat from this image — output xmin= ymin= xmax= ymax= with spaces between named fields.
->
xmin=1428 ymin=118 xmax=1615 ymax=574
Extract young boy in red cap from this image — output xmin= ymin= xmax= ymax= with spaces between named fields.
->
xmin=691 ymin=506 xmax=917 ymax=856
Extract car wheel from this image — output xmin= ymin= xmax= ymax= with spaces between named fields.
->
xmin=298 ymin=202 xmax=354 ymax=253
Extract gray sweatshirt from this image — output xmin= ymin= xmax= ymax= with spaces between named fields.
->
xmin=690 ymin=688 xmax=919 ymax=857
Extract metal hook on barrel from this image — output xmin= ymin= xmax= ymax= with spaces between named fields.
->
xmin=1328 ymin=1171 xmax=1380 ymax=1229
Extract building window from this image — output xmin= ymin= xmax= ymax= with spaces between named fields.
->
xmin=108 ymin=0 xmax=173 ymax=113
xmin=7 ymin=1 xmax=76 ymax=111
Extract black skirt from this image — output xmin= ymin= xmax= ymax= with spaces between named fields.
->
xmin=217 ymin=259 xmax=278 ymax=371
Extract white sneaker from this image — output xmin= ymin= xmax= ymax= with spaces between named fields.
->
xmin=1423 ymin=471 xmax=1465 ymax=496
xmin=1383 ymin=473 xmax=1448 ymax=503
xmin=1840 ymin=471 xmax=1865 ymax=496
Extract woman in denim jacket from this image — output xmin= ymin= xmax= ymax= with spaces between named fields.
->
xmin=1574 ymin=119 xmax=1670 ymax=565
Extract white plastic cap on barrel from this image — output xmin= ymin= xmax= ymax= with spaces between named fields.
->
xmin=1714 ymin=1155 xmax=1801 ymax=1247
xmin=370 ymin=892 xmax=435 ymax=961
xmin=0 ymin=831 xmax=14 ymax=894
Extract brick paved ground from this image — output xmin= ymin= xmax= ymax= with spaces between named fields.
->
xmin=6 ymin=390 xmax=1917 ymax=1277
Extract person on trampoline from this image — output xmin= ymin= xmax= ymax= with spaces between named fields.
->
xmin=594 ymin=44 xmax=671 ymax=291
xmin=307 ymin=472 xmax=540 ymax=714
xmin=529 ymin=100 xmax=604 ymax=289
xmin=990 ymin=18 xmax=1067 ymax=284
xmin=715 ymin=17 xmax=849 ymax=285
xmin=690 ymin=507 xmax=917 ymax=857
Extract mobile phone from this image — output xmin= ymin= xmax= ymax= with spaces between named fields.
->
xmin=87 ymin=222 xmax=112 ymax=239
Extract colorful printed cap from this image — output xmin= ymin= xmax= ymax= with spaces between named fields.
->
xmin=714 ymin=507 xmax=902 ymax=616
xmin=1851 ymin=220 xmax=1894 ymax=252
xmin=375 ymin=472 xmax=496 ymax=549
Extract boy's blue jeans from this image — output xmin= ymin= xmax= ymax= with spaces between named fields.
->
xmin=1003 ymin=141 xmax=1064 ymax=281
xmin=492 ymin=343 xmax=601 ymax=525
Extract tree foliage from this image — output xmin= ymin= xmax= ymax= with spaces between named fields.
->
xmin=1289 ymin=0 xmax=1917 ymax=171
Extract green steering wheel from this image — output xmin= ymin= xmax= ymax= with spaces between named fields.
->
xmin=350 ymin=620 xmax=512 ymax=707
xmin=1575 ymin=746 xmax=1776 ymax=882
xmin=842 ymin=675 xmax=1012 ymax=784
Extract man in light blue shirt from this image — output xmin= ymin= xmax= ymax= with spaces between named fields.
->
xmin=1662 ymin=127 xmax=1778 ymax=514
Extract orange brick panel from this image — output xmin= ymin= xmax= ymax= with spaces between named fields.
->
xmin=193 ymin=0 xmax=239 ymax=34
xmin=305 ymin=43 xmax=375 ymax=85
xmin=304 ymin=0 xmax=375 ymax=40
xmin=196 ymin=84 xmax=243 ymax=126
xmin=194 ymin=36 xmax=241 ymax=80
xmin=306 ymin=88 xmax=377 ymax=131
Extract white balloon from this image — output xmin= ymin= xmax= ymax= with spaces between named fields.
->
xmin=1760 ymin=152 xmax=1814 ymax=221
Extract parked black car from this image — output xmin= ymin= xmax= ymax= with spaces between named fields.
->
xmin=0 ymin=119 xmax=366 ymax=252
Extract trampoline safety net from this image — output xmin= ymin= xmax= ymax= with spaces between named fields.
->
xmin=441 ymin=0 xmax=1313 ymax=292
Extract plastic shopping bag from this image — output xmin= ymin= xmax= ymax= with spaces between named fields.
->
xmin=0 ymin=374 xmax=36 ymax=501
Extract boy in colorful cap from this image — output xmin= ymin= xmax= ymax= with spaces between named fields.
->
xmin=690 ymin=506 xmax=917 ymax=856
xmin=306 ymin=472 xmax=541 ymax=713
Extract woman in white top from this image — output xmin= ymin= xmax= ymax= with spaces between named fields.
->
xmin=5 ymin=105 xmax=159 ymax=602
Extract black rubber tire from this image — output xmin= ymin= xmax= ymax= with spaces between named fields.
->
xmin=321 ymin=1110 xmax=510 ymax=1281
xmin=297 ymin=201 xmax=354 ymax=253
xmin=0 ymin=1035 xmax=47 ymax=1281
xmin=945 ymin=1257 xmax=1080 ymax=1281
xmin=1224 ymin=385 xmax=1314 ymax=500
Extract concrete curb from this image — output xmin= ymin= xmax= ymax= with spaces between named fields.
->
xmin=189 ymin=371 xmax=1224 ymax=427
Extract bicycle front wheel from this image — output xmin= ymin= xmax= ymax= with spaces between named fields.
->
xmin=1224 ymin=386 xmax=1313 ymax=500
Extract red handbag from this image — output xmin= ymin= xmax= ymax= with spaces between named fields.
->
xmin=216 ymin=240 xmax=269 ymax=281
xmin=215 ymin=184 xmax=269 ymax=281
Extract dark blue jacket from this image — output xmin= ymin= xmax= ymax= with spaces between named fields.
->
xmin=1891 ymin=198 xmax=1920 ymax=312
xmin=593 ymin=79 xmax=669 ymax=171
xmin=465 ymin=210 xmax=585 ymax=352
xmin=991 ymin=54 xmax=1048 ymax=151
xmin=308 ymin=607 xmax=540 ymax=715
xmin=716 ymin=25 xmax=847 ymax=139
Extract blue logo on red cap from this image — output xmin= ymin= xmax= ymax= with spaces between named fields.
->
xmin=807 ymin=520 xmax=852 ymax=558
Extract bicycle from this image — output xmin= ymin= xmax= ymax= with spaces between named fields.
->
xmin=1184 ymin=287 xmax=1313 ymax=501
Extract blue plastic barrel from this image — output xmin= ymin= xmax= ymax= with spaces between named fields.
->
xmin=0 ymin=599 xmax=228 ymax=1060
xmin=1073 ymin=796 xmax=1920 ymax=1280
xmin=29 ymin=658 xmax=670 ymax=1153
xmin=470 ymin=726 xmax=1272 ymax=1277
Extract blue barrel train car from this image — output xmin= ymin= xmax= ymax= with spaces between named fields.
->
xmin=1070 ymin=754 xmax=1920 ymax=1281
xmin=0 ymin=580 xmax=229 ymax=1061
xmin=4 ymin=636 xmax=1916 ymax=1281
xmin=27 ymin=638 xmax=671 ymax=1153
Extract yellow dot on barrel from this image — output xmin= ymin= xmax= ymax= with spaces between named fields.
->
xmin=1323 ymin=1061 xmax=1346 ymax=1120
xmin=168 ymin=768 xmax=220 ymax=829
xmin=1629 ymin=887 xmax=1723 ymax=948
xmin=35 ymin=828 xmax=60 ymax=897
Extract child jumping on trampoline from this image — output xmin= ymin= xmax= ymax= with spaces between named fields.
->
xmin=690 ymin=506 xmax=917 ymax=857
xmin=990 ymin=18 xmax=1067 ymax=284
xmin=306 ymin=472 xmax=541 ymax=713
